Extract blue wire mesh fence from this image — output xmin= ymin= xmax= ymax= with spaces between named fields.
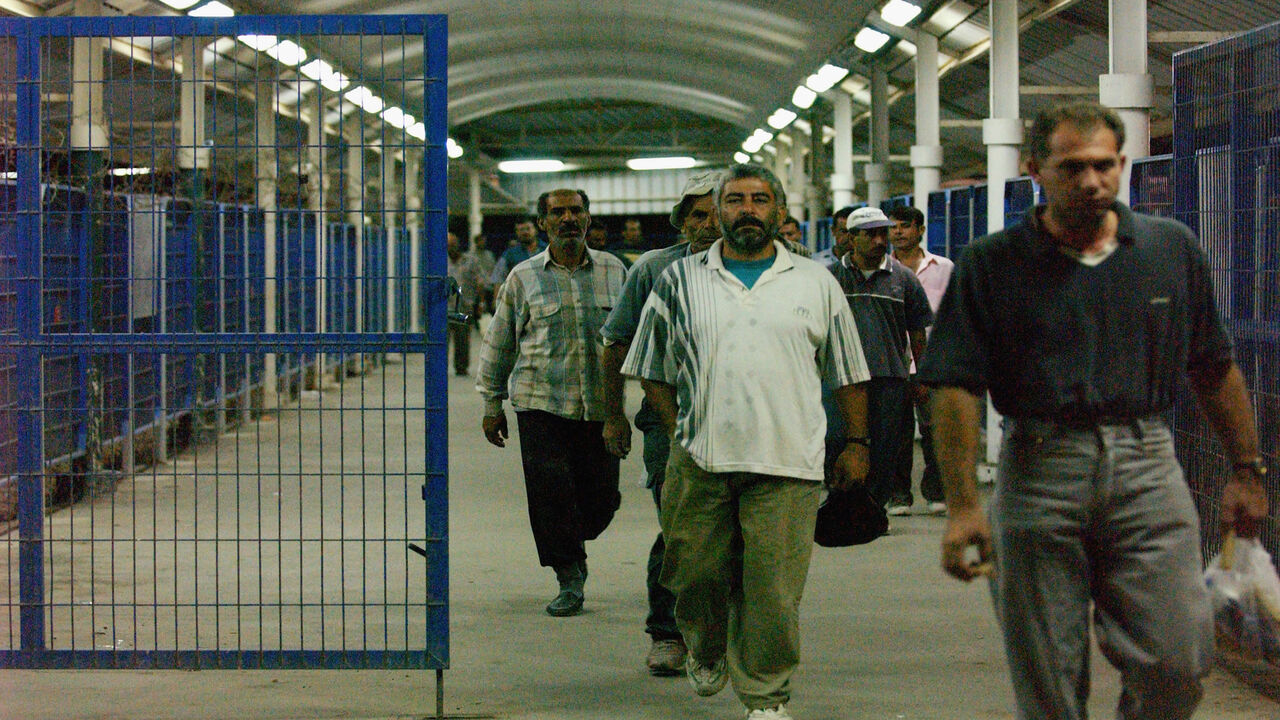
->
xmin=0 ymin=15 xmax=449 ymax=670
xmin=1173 ymin=21 xmax=1279 ymax=569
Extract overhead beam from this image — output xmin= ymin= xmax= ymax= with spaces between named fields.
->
xmin=1149 ymin=31 xmax=1232 ymax=44
xmin=0 ymin=0 xmax=43 ymax=15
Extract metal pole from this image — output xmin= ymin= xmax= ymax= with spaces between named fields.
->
xmin=256 ymin=79 xmax=279 ymax=410
xmin=830 ymin=90 xmax=855 ymax=211
xmin=1103 ymin=0 xmax=1153 ymax=203
xmin=912 ymin=31 xmax=943 ymax=215
xmin=866 ymin=66 xmax=889 ymax=206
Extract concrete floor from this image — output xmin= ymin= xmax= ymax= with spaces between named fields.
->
xmin=1 ymin=350 xmax=1276 ymax=720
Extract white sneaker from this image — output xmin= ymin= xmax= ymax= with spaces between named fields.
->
xmin=746 ymin=705 xmax=793 ymax=720
xmin=886 ymin=504 xmax=911 ymax=516
xmin=686 ymin=654 xmax=728 ymax=696
xmin=926 ymin=501 xmax=948 ymax=515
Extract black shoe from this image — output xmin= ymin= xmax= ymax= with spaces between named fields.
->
xmin=546 ymin=563 xmax=585 ymax=617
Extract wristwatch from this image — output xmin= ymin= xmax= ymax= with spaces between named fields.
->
xmin=845 ymin=436 xmax=871 ymax=448
xmin=1233 ymin=457 xmax=1268 ymax=479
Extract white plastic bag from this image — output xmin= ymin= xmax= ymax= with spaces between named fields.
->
xmin=1204 ymin=532 xmax=1280 ymax=664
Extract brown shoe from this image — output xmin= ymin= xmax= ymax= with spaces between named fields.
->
xmin=646 ymin=637 xmax=688 ymax=676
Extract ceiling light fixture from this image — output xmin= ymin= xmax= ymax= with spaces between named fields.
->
xmin=158 ymin=0 xmax=201 ymax=8
xmin=446 ymin=138 xmax=463 ymax=158
xmin=791 ymin=85 xmax=817 ymax=109
xmin=767 ymin=108 xmax=797 ymax=130
xmin=854 ymin=27 xmax=891 ymax=53
xmin=344 ymin=86 xmax=384 ymax=115
xmin=805 ymin=64 xmax=850 ymax=93
xmin=110 ymin=167 xmax=152 ymax=176
xmin=299 ymin=59 xmax=350 ymax=92
xmin=626 ymin=156 xmax=697 ymax=171
xmin=880 ymin=0 xmax=923 ymax=27
xmin=188 ymin=1 xmax=233 ymax=17
xmin=236 ymin=34 xmax=277 ymax=52
xmin=733 ymin=152 xmax=750 ymax=164
xmin=498 ymin=159 xmax=565 ymax=174
xmin=265 ymin=39 xmax=307 ymax=67
xmin=381 ymin=106 xmax=409 ymax=129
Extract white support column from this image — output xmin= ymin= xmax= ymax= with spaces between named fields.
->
xmin=468 ymin=168 xmax=484 ymax=241
xmin=865 ymin=66 xmax=890 ymax=206
xmin=179 ymin=38 xmax=209 ymax=174
xmin=772 ymin=144 xmax=788 ymax=197
xmin=831 ymin=91 xmax=855 ymax=211
xmin=805 ymin=125 xmax=822 ymax=246
xmin=256 ymin=80 xmax=279 ymax=410
xmin=1103 ymin=0 xmax=1153 ymax=203
xmin=381 ymin=144 xmax=397 ymax=343
xmin=70 ymin=0 xmax=107 ymax=154
xmin=982 ymin=0 xmax=1023 ymax=474
xmin=405 ymin=150 xmax=422 ymax=335
xmin=344 ymin=119 xmax=365 ymax=373
xmin=788 ymin=134 xmax=806 ymax=221
xmin=307 ymin=107 xmax=326 ymax=389
xmin=912 ymin=30 xmax=944 ymax=215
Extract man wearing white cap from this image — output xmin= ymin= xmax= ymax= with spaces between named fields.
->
xmin=828 ymin=206 xmax=933 ymax=515
xmin=600 ymin=168 xmax=724 ymax=675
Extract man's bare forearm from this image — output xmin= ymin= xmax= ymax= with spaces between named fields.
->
xmin=932 ymin=387 xmax=982 ymax=511
xmin=832 ymin=382 xmax=868 ymax=439
xmin=1190 ymin=361 xmax=1260 ymax=464
xmin=640 ymin=380 xmax=678 ymax=434
xmin=602 ymin=342 xmax=630 ymax=417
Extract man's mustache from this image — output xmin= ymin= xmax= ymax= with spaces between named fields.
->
xmin=732 ymin=216 xmax=766 ymax=231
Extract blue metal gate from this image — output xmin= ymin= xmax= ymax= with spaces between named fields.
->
xmin=0 ymin=15 xmax=449 ymax=671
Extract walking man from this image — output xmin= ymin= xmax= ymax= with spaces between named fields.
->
xmin=829 ymin=207 xmax=931 ymax=515
xmin=889 ymin=205 xmax=952 ymax=514
xmin=476 ymin=189 xmax=628 ymax=617
xmin=600 ymin=169 xmax=724 ymax=676
xmin=446 ymin=230 xmax=489 ymax=375
xmin=489 ymin=216 xmax=542 ymax=287
xmin=920 ymin=101 xmax=1268 ymax=720
xmin=623 ymin=164 xmax=871 ymax=720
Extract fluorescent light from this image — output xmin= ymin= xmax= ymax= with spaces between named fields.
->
xmin=498 ymin=160 xmax=565 ymax=173
xmin=791 ymin=85 xmax=817 ymax=109
xmin=188 ymin=1 xmax=233 ymax=16
xmin=854 ymin=27 xmax=891 ymax=53
xmin=406 ymin=122 xmax=427 ymax=140
xmin=446 ymin=138 xmax=463 ymax=159
xmin=344 ymin=86 xmax=384 ymax=114
xmin=626 ymin=156 xmax=697 ymax=171
xmin=733 ymin=152 xmax=750 ymax=164
xmin=767 ymin=108 xmax=797 ymax=130
xmin=265 ymin=39 xmax=307 ymax=67
xmin=381 ymin=106 xmax=409 ymax=129
xmin=299 ymin=59 xmax=350 ymax=92
xmin=805 ymin=64 xmax=850 ymax=93
xmin=110 ymin=167 xmax=152 ymax=176
xmin=1 ymin=172 xmax=16 ymax=180
xmin=742 ymin=129 xmax=773 ymax=154
xmin=158 ymin=0 xmax=200 ymax=8
xmin=880 ymin=0 xmax=922 ymax=26
xmin=237 ymin=34 xmax=278 ymax=52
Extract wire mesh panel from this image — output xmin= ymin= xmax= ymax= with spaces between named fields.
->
xmin=1173 ymin=22 xmax=1279 ymax=566
xmin=0 ymin=15 xmax=449 ymax=670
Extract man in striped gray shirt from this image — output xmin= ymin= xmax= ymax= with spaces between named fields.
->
xmin=622 ymin=164 xmax=872 ymax=720
xmin=476 ymin=188 xmax=628 ymax=618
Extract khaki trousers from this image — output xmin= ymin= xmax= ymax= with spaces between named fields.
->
xmin=660 ymin=442 xmax=821 ymax=709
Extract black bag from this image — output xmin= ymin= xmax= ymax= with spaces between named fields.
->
xmin=814 ymin=485 xmax=888 ymax=547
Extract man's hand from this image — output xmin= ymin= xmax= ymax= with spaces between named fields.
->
xmin=829 ymin=443 xmax=869 ymax=491
xmin=941 ymin=506 xmax=995 ymax=582
xmin=602 ymin=413 xmax=632 ymax=458
xmin=482 ymin=412 xmax=508 ymax=448
xmin=1221 ymin=470 xmax=1269 ymax=538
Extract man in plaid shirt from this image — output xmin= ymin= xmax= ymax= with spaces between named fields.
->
xmin=476 ymin=188 xmax=628 ymax=617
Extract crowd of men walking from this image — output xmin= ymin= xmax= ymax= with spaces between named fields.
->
xmin=462 ymin=101 xmax=1269 ymax=720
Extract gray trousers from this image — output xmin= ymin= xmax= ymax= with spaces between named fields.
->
xmin=991 ymin=417 xmax=1212 ymax=720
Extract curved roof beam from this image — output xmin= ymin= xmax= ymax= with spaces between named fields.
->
xmin=449 ymin=78 xmax=751 ymax=127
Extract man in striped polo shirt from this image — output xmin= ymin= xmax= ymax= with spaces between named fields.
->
xmin=476 ymin=188 xmax=628 ymax=617
xmin=622 ymin=164 xmax=872 ymax=720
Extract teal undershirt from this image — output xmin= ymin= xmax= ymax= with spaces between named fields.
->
xmin=721 ymin=256 xmax=775 ymax=289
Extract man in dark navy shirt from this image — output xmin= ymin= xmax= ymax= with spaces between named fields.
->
xmin=919 ymin=101 xmax=1267 ymax=720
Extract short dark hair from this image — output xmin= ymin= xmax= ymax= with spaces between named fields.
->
xmin=781 ymin=215 xmax=801 ymax=228
xmin=715 ymin=164 xmax=787 ymax=209
xmin=888 ymin=206 xmax=924 ymax=227
xmin=536 ymin=189 xmax=590 ymax=218
xmin=1025 ymin=101 xmax=1125 ymax=163
xmin=832 ymin=205 xmax=859 ymax=224
xmin=514 ymin=217 xmax=536 ymax=228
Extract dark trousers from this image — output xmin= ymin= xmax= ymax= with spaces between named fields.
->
xmin=865 ymin=377 xmax=914 ymax=507
xmin=897 ymin=384 xmax=944 ymax=503
xmin=636 ymin=400 xmax=680 ymax=640
xmin=449 ymin=322 xmax=471 ymax=373
xmin=515 ymin=410 xmax=621 ymax=569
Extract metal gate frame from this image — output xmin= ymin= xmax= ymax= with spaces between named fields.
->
xmin=0 ymin=14 xmax=450 ymax=673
